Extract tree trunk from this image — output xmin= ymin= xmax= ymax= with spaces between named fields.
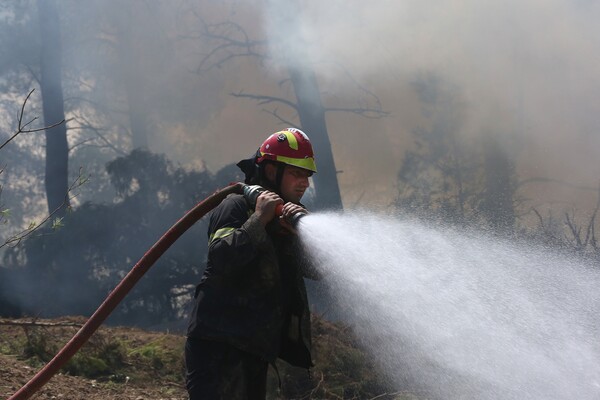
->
xmin=38 ymin=0 xmax=69 ymax=217
xmin=289 ymin=67 xmax=343 ymax=211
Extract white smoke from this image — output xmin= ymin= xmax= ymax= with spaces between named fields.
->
xmin=261 ymin=0 xmax=600 ymax=207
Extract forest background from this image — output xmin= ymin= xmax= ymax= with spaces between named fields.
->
xmin=1 ymin=0 xmax=600 ymax=328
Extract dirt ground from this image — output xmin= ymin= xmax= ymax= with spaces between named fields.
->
xmin=0 ymin=317 xmax=188 ymax=400
xmin=0 ymin=315 xmax=404 ymax=400
xmin=0 ymin=353 xmax=186 ymax=400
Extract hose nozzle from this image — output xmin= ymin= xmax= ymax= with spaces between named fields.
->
xmin=286 ymin=210 xmax=306 ymax=228
xmin=241 ymin=184 xmax=306 ymax=227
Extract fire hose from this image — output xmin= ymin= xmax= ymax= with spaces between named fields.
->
xmin=8 ymin=182 xmax=296 ymax=400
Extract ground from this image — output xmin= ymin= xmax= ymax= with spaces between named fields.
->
xmin=0 ymin=316 xmax=417 ymax=400
xmin=0 ymin=353 xmax=185 ymax=400
xmin=0 ymin=317 xmax=187 ymax=400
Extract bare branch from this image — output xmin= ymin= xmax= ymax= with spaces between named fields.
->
xmin=592 ymin=218 xmax=597 ymax=250
xmin=230 ymin=90 xmax=300 ymax=126
xmin=588 ymin=183 xmax=600 ymax=250
xmin=187 ymin=17 xmax=268 ymax=73
xmin=585 ymin=212 xmax=596 ymax=248
xmin=68 ymin=136 xmax=98 ymax=152
xmin=564 ymin=212 xmax=582 ymax=248
xmin=532 ymin=207 xmax=545 ymax=229
xmin=0 ymin=319 xmax=82 ymax=328
xmin=583 ymin=200 xmax=598 ymax=248
xmin=318 ymin=60 xmax=389 ymax=118
xmin=325 ymin=106 xmax=390 ymax=119
xmin=0 ymin=89 xmax=67 ymax=151
xmin=0 ymin=167 xmax=89 ymax=249
xmin=67 ymin=113 xmax=127 ymax=156
xmin=263 ymin=108 xmax=298 ymax=127
xmin=24 ymin=64 xmax=41 ymax=87
xmin=230 ymin=91 xmax=298 ymax=111
xmin=301 ymin=371 xmax=327 ymax=400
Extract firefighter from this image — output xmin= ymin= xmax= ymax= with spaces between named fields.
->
xmin=185 ymin=128 xmax=321 ymax=399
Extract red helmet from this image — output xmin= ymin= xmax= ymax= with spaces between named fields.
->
xmin=256 ymin=128 xmax=317 ymax=173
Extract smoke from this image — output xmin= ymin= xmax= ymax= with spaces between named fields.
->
xmin=260 ymin=0 xmax=600 ymax=208
xmin=8 ymin=0 xmax=593 ymax=211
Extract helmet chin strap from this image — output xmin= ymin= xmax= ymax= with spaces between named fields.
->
xmin=275 ymin=163 xmax=286 ymax=194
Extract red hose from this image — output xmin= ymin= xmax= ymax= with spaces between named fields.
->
xmin=8 ymin=182 xmax=244 ymax=400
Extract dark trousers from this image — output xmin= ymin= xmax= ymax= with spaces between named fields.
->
xmin=185 ymin=338 xmax=268 ymax=400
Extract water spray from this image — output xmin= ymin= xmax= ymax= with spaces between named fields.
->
xmin=8 ymin=182 xmax=290 ymax=400
xmin=298 ymin=212 xmax=600 ymax=400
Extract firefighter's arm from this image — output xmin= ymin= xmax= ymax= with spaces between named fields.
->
xmin=208 ymin=194 xmax=280 ymax=271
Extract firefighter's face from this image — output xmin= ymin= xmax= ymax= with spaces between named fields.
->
xmin=280 ymin=165 xmax=311 ymax=203
xmin=265 ymin=164 xmax=311 ymax=203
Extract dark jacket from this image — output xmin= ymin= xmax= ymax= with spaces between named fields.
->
xmin=187 ymin=194 xmax=319 ymax=368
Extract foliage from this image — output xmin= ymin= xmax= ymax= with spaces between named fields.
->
xmin=13 ymin=323 xmax=125 ymax=379
xmin=1 ymin=149 xmax=241 ymax=326
xmin=0 ymin=318 xmax=177 ymax=382
xmin=125 ymin=335 xmax=185 ymax=383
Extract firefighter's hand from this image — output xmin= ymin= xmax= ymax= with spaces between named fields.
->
xmin=255 ymin=191 xmax=284 ymax=227
xmin=279 ymin=203 xmax=308 ymax=235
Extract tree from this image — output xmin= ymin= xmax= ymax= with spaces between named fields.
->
xmin=38 ymin=0 xmax=70 ymax=218
xmin=287 ymin=67 xmax=342 ymax=210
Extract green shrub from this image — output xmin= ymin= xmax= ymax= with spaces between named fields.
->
xmin=63 ymin=340 xmax=125 ymax=378
xmin=22 ymin=329 xmax=56 ymax=365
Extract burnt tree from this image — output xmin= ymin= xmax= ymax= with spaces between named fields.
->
xmin=288 ymin=67 xmax=341 ymax=210
xmin=38 ymin=0 xmax=70 ymax=217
